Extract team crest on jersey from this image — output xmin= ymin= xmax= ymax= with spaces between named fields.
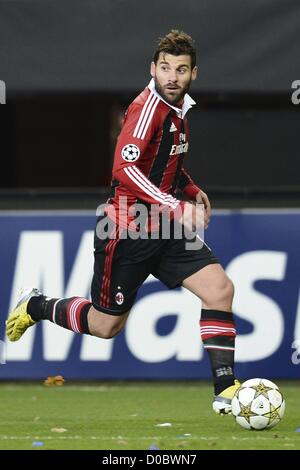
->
xmin=115 ymin=292 xmax=124 ymax=305
xmin=121 ymin=144 xmax=140 ymax=162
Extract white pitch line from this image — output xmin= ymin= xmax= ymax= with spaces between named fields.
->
xmin=0 ymin=385 xmax=205 ymax=392
xmin=0 ymin=435 xmax=299 ymax=442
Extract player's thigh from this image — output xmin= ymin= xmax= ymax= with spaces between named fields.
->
xmin=182 ymin=263 xmax=234 ymax=305
xmin=91 ymin=228 xmax=161 ymax=315
xmin=88 ymin=306 xmax=130 ymax=339
xmin=154 ymin=233 xmax=219 ymax=290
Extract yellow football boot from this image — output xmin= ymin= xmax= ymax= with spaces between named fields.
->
xmin=6 ymin=287 xmax=41 ymax=341
xmin=212 ymin=379 xmax=241 ymax=414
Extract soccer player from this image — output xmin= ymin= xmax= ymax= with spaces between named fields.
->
xmin=6 ymin=30 xmax=240 ymax=414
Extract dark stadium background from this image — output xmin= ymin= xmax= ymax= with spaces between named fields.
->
xmin=0 ymin=0 xmax=299 ymax=209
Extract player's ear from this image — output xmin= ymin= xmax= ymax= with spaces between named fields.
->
xmin=150 ymin=61 xmax=156 ymax=78
xmin=191 ymin=66 xmax=198 ymax=81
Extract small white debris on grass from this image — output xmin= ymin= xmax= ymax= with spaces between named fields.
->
xmin=51 ymin=427 xmax=67 ymax=433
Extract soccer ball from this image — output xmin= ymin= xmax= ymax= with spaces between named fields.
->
xmin=231 ymin=378 xmax=285 ymax=430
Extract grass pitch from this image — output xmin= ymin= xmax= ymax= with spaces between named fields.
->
xmin=0 ymin=381 xmax=299 ymax=450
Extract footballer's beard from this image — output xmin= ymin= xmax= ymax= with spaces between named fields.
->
xmin=154 ymin=78 xmax=191 ymax=106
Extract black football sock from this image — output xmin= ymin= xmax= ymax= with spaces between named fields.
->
xmin=28 ymin=295 xmax=91 ymax=334
xmin=200 ymin=309 xmax=236 ymax=395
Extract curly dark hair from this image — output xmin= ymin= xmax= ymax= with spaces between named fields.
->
xmin=153 ymin=29 xmax=196 ymax=69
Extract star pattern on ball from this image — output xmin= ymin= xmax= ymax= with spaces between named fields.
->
xmin=264 ymin=403 xmax=281 ymax=421
xmin=239 ymin=404 xmax=257 ymax=423
xmin=252 ymin=381 xmax=274 ymax=398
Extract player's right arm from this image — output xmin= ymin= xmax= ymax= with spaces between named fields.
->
xmin=112 ymin=100 xmax=183 ymax=211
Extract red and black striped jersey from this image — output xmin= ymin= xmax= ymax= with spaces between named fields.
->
xmin=107 ymin=79 xmax=200 ymax=227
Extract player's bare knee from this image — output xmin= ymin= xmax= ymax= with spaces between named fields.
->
xmin=202 ymin=275 xmax=234 ymax=309
xmin=214 ymin=276 xmax=234 ymax=304
xmin=88 ymin=307 xmax=129 ymax=339
xmin=93 ymin=325 xmax=122 ymax=340
xmin=223 ymin=276 xmax=234 ymax=302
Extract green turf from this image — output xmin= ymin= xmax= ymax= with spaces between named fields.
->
xmin=0 ymin=381 xmax=299 ymax=450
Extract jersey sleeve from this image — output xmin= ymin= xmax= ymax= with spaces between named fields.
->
xmin=112 ymin=99 xmax=181 ymax=210
xmin=177 ymin=168 xmax=201 ymax=201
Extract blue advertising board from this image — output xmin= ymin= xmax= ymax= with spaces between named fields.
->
xmin=0 ymin=210 xmax=299 ymax=379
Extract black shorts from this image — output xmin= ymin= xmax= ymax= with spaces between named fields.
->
xmin=91 ymin=217 xmax=219 ymax=315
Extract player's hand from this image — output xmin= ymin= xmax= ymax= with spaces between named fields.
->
xmin=178 ymin=201 xmax=205 ymax=233
xmin=195 ymin=190 xmax=211 ymax=229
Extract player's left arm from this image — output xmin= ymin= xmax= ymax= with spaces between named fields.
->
xmin=177 ymin=167 xmax=200 ymax=200
xmin=178 ymin=167 xmax=211 ymax=227
xmin=195 ymin=188 xmax=211 ymax=228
